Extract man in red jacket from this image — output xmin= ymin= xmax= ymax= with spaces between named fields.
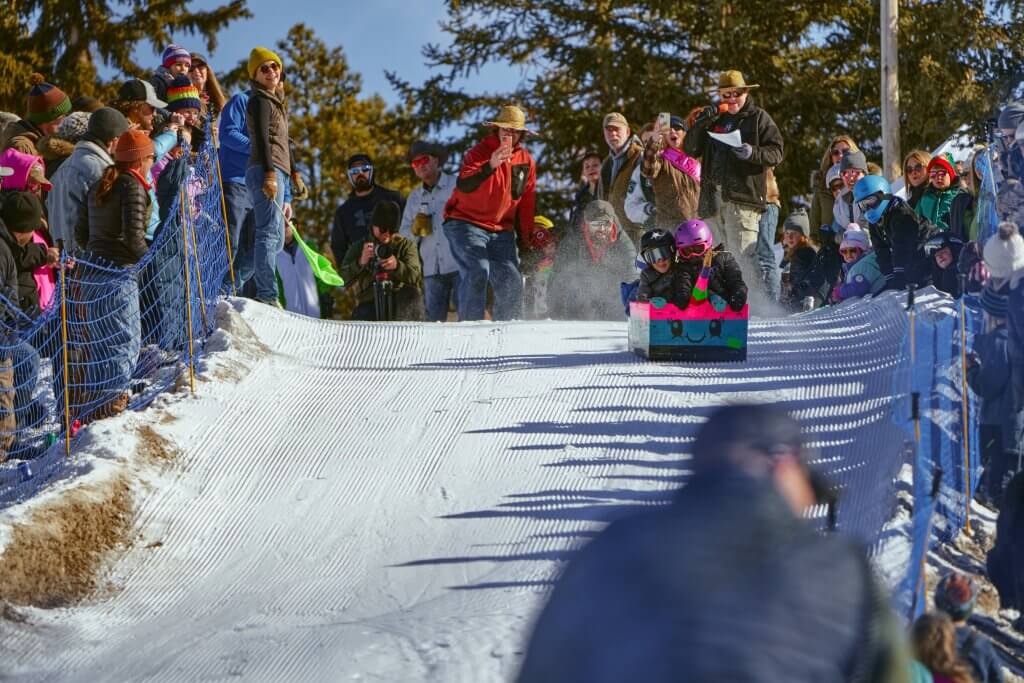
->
xmin=443 ymin=104 xmax=537 ymax=321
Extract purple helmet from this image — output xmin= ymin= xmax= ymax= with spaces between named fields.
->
xmin=674 ymin=219 xmax=712 ymax=258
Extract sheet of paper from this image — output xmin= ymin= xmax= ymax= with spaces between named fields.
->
xmin=708 ymin=130 xmax=743 ymax=148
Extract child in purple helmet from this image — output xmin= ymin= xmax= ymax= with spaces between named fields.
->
xmin=674 ymin=219 xmax=748 ymax=311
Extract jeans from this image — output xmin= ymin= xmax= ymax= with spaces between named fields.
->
xmin=443 ymin=219 xmax=522 ymax=321
xmin=424 ymin=271 xmax=460 ymax=322
xmin=245 ymin=166 xmax=286 ymax=302
xmin=756 ymin=203 xmax=782 ymax=302
xmin=222 ymin=181 xmax=254 ymax=293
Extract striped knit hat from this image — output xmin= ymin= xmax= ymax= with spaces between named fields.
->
xmin=25 ymin=73 xmax=71 ymax=125
xmin=165 ymin=75 xmax=202 ymax=113
xmin=161 ymin=44 xmax=192 ymax=69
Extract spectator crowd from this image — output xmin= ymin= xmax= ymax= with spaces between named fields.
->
xmin=1 ymin=44 xmax=1023 ymax=683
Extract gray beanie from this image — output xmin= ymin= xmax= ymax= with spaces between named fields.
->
xmin=840 ymin=150 xmax=868 ymax=174
xmin=998 ymin=102 xmax=1024 ymax=131
xmin=87 ymin=107 xmax=130 ymax=144
xmin=783 ymin=210 xmax=810 ymax=237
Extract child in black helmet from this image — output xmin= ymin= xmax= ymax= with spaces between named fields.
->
xmin=636 ymin=229 xmax=689 ymax=308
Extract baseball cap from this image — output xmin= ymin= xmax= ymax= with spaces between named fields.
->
xmin=117 ymin=79 xmax=167 ymax=109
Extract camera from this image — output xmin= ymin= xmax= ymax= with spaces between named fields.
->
xmin=373 ymin=243 xmax=394 ymax=261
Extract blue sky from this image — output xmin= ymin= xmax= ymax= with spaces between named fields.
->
xmin=135 ymin=0 xmax=521 ymax=105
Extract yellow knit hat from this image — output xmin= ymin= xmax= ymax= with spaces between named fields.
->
xmin=248 ymin=47 xmax=283 ymax=80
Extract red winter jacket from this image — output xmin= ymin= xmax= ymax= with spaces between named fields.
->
xmin=444 ymin=133 xmax=536 ymax=242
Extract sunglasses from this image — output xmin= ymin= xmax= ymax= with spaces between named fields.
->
xmin=677 ymin=243 xmax=708 ymax=258
xmin=719 ymin=91 xmax=743 ymax=100
xmin=841 ymin=169 xmax=864 ymax=178
xmin=587 ymin=220 xmax=612 ymax=233
xmin=258 ymin=62 xmax=280 ymax=74
xmin=928 ymin=168 xmax=949 ymax=177
xmin=642 ymin=246 xmax=675 ymax=266
xmin=840 ymin=248 xmax=863 ymax=257
xmin=831 ymin=147 xmax=849 ymax=157
xmin=905 ymin=163 xmax=925 ymax=173
xmin=410 ymin=155 xmax=431 ymax=169
xmin=347 ymin=164 xmax=373 ymax=176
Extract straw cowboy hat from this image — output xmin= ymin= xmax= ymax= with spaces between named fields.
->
xmin=706 ymin=70 xmax=760 ymax=93
xmin=485 ymin=104 xmax=536 ymax=134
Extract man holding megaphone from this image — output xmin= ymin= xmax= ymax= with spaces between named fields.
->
xmin=683 ymin=70 xmax=784 ymax=306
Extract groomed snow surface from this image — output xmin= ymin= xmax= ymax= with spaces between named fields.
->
xmin=0 ymin=293 xmax=924 ymax=681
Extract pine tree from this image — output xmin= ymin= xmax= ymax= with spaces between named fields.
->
xmin=0 ymin=0 xmax=250 ymax=113
xmin=274 ymin=24 xmax=420 ymax=259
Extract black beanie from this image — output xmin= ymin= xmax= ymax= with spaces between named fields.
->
xmin=87 ymin=107 xmax=130 ymax=143
xmin=1 ymin=192 xmax=43 ymax=234
xmin=371 ymin=200 xmax=401 ymax=233
xmin=347 ymin=153 xmax=373 ymax=168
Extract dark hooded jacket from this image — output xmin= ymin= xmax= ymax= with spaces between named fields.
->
xmin=0 ymin=223 xmax=48 ymax=313
xmin=547 ymin=222 xmax=637 ymax=321
xmin=987 ymin=472 xmax=1024 ymax=613
xmin=868 ymin=197 xmax=939 ymax=291
xmin=675 ymin=247 xmax=748 ymax=312
xmin=683 ymin=97 xmax=784 ymax=216
xmin=516 ymin=469 xmax=910 ymax=683
xmin=637 ymin=264 xmax=691 ymax=308
xmin=0 ymin=221 xmax=23 ymax=316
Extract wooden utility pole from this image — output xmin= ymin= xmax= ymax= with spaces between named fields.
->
xmin=881 ymin=0 xmax=902 ymax=181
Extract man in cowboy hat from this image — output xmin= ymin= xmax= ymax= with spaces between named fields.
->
xmin=400 ymin=139 xmax=460 ymax=322
xmin=684 ymin=70 xmax=784 ymax=306
xmin=443 ymin=104 xmax=538 ymax=321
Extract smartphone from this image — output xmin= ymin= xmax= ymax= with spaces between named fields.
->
xmin=657 ymin=112 xmax=671 ymax=130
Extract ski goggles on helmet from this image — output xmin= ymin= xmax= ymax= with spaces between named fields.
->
xmin=677 ymin=242 xmax=709 ymax=259
xmin=641 ymin=245 xmax=675 ymax=265
xmin=923 ymin=234 xmax=963 ymax=255
xmin=856 ymin=193 xmax=883 ymax=212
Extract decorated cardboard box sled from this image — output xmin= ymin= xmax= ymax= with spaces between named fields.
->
xmin=627 ymin=251 xmax=749 ymax=362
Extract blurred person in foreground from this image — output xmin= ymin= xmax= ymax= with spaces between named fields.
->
xmin=517 ymin=403 xmax=911 ymax=683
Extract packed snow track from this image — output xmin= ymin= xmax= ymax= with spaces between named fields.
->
xmin=0 ymin=293 xmax=921 ymax=682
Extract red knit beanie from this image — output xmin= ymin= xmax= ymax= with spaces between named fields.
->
xmin=114 ymin=129 xmax=155 ymax=164
xmin=927 ymin=153 xmax=957 ymax=181
xmin=25 ymin=73 xmax=71 ymax=125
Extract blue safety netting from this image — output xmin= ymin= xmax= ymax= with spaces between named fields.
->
xmin=0 ymin=124 xmax=230 ymax=506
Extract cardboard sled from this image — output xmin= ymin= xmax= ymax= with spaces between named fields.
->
xmin=629 ymin=297 xmax=749 ymax=362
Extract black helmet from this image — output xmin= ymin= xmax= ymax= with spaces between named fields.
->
xmin=640 ymin=230 xmax=676 ymax=266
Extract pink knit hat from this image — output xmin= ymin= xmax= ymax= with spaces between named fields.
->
xmin=0 ymin=148 xmax=52 ymax=191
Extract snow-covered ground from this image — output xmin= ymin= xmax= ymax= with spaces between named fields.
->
xmin=0 ymin=293 xmax=932 ymax=681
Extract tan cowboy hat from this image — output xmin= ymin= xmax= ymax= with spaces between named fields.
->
xmin=485 ymin=104 xmax=536 ymax=134
xmin=706 ymin=70 xmax=760 ymax=93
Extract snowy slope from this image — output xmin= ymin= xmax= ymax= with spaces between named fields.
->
xmin=0 ymin=293 xmax=926 ymax=682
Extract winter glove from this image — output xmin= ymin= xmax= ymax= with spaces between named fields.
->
xmin=650 ymin=297 xmax=668 ymax=309
xmin=291 ymin=173 xmax=309 ymax=201
xmin=262 ymin=171 xmax=278 ymax=199
xmin=732 ymin=143 xmax=753 ymax=160
xmin=728 ymin=294 xmax=746 ymax=312
xmin=831 ymin=285 xmax=843 ymax=302
xmin=693 ymin=105 xmax=719 ymax=129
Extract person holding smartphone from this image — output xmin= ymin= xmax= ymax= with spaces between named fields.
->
xmin=443 ymin=104 xmax=537 ymax=321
